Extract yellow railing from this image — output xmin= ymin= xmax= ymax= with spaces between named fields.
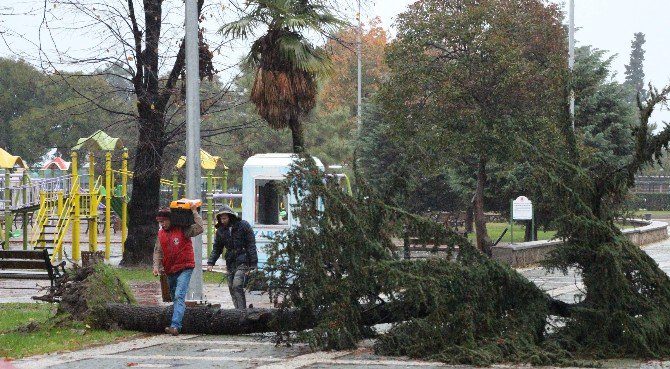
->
xmin=29 ymin=195 xmax=50 ymax=246
xmin=50 ymin=182 xmax=79 ymax=262
xmin=78 ymin=176 xmax=103 ymax=217
xmin=112 ymin=169 xmax=222 ymax=188
xmin=29 ymin=192 xmax=62 ymax=247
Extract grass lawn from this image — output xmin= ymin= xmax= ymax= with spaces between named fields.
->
xmin=470 ymin=221 xmax=639 ymax=244
xmin=467 ymin=223 xmax=556 ymax=243
xmin=114 ymin=267 xmax=224 ymax=284
xmin=0 ymin=303 xmax=141 ymax=359
xmin=633 ymin=210 xmax=670 ymax=217
xmin=0 ymin=266 xmax=225 ymax=359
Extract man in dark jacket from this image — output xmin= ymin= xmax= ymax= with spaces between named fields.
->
xmin=206 ymin=205 xmax=257 ymax=309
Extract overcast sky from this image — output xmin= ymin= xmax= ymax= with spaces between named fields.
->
xmin=370 ymin=0 xmax=670 ymax=86
xmin=368 ymin=0 xmax=670 ymax=123
xmin=2 ymin=0 xmax=669 ymax=123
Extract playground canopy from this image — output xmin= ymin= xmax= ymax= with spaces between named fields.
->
xmin=42 ymin=156 xmax=71 ymax=171
xmin=71 ymin=130 xmax=124 ymax=152
xmin=176 ymin=149 xmax=228 ymax=170
xmin=0 ymin=148 xmax=28 ymax=169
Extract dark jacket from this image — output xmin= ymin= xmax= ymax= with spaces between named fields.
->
xmin=207 ymin=219 xmax=257 ymax=268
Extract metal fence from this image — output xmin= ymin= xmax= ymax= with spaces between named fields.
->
xmin=0 ymin=175 xmax=73 ymax=211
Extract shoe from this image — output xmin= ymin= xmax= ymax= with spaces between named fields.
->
xmin=165 ymin=326 xmax=179 ymax=336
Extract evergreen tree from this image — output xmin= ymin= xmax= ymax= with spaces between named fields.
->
xmin=624 ymin=32 xmax=647 ymax=102
xmin=573 ymin=46 xmax=637 ymax=217
xmin=378 ymin=0 xmax=568 ymax=254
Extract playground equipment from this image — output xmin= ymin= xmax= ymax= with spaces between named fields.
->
xmin=174 ymin=148 xmax=228 ymax=255
xmin=1 ymin=139 xmax=348 ymax=267
xmin=27 ymin=130 xmax=129 ymax=262
xmin=0 ymin=148 xmax=31 ymax=249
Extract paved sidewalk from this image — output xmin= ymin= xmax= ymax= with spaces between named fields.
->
xmin=8 ymin=236 xmax=670 ymax=368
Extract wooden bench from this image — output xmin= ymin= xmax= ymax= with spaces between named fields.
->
xmin=0 ymin=248 xmax=66 ymax=289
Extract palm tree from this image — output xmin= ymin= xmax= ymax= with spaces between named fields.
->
xmin=221 ymin=0 xmax=343 ymax=153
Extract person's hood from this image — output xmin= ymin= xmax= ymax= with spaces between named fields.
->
xmin=215 ymin=205 xmax=239 ymax=228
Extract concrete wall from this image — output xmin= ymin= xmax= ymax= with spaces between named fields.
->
xmin=491 ymin=220 xmax=668 ymax=268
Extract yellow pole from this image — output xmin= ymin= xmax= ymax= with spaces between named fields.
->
xmin=22 ymin=171 xmax=28 ymax=250
xmin=223 ymin=168 xmax=228 ymax=193
xmin=3 ymin=170 xmax=10 ymax=250
xmin=207 ymin=170 xmax=213 ymax=255
xmin=57 ymin=191 xmax=63 ymax=259
xmin=105 ymin=151 xmax=112 ymax=261
xmin=71 ymin=151 xmax=81 ymax=262
xmin=121 ymin=149 xmax=128 ymax=251
xmin=37 ymin=191 xmax=46 ymax=249
xmin=172 ymin=171 xmax=179 ymax=201
xmin=89 ymin=152 xmax=97 ymax=251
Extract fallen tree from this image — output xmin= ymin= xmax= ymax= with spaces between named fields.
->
xmin=48 ymin=85 xmax=670 ymax=364
xmin=103 ymin=300 xmax=431 ymax=334
xmin=104 ymin=304 xmax=313 ymax=334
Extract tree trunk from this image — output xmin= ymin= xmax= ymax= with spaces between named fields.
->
xmin=0 ymin=119 xmax=10 ymax=152
xmin=106 ymin=304 xmax=314 ymax=334
xmin=289 ymin=117 xmax=305 ymax=153
xmin=105 ymin=301 xmax=428 ymax=334
xmin=120 ymin=108 xmax=165 ymax=266
xmin=473 ymin=156 xmax=492 ymax=255
xmin=465 ymin=205 xmax=474 ymax=234
xmin=524 ymin=220 xmax=533 ymax=242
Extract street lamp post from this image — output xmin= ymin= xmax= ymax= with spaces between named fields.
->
xmin=185 ymin=0 xmax=203 ymax=301
xmin=569 ymin=0 xmax=575 ymax=131
xmin=356 ymin=0 xmax=362 ymax=133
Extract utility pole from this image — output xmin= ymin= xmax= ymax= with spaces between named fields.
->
xmin=185 ymin=0 xmax=203 ymax=301
xmin=356 ymin=0 xmax=362 ymax=133
xmin=569 ymin=0 xmax=575 ymax=131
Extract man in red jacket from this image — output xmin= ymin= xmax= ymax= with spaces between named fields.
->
xmin=152 ymin=203 xmax=203 ymax=335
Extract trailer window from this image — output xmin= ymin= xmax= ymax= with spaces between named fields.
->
xmin=255 ymin=179 xmax=288 ymax=225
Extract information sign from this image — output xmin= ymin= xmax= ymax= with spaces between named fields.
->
xmin=512 ymin=196 xmax=533 ymax=220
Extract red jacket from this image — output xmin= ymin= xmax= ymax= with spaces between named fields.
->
xmin=158 ymin=227 xmax=195 ymax=275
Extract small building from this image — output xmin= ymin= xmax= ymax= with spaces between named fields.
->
xmin=241 ymin=153 xmax=325 ymax=267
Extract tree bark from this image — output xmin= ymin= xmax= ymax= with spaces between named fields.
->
xmin=105 ymin=301 xmax=429 ymax=334
xmin=106 ymin=304 xmax=314 ymax=334
xmin=523 ymin=220 xmax=534 ymax=242
xmin=120 ymin=107 xmax=165 ymax=266
xmin=473 ymin=156 xmax=492 ymax=255
xmin=121 ymin=0 xmax=205 ymax=265
xmin=465 ymin=205 xmax=474 ymax=234
xmin=289 ymin=117 xmax=305 ymax=153
xmin=0 ymin=119 xmax=10 ymax=152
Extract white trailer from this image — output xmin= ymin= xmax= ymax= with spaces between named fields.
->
xmin=241 ymin=153 xmax=325 ymax=267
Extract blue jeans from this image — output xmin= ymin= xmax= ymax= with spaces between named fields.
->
xmin=167 ymin=268 xmax=193 ymax=331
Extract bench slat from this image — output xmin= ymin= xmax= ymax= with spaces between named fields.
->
xmin=0 ymin=260 xmax=49 ymax=269
xmin=0 ymin=272 xmax=50 ymax=280
xmin=0 ymin=250 xmax=45 ymax=260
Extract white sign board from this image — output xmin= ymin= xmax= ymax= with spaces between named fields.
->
xmin=512 ymin=196 xmax=533 ymax=220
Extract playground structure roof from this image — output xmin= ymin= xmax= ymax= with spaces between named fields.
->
xmin=71 ymin=130 xmax=124 ymax=152
xmin=41 ymin=156 xmax=71 ymax=171
xmin=0 ymin=148 xmax=28 ymax=169
xmin=176 ymin=149 xmax=228 ymax=171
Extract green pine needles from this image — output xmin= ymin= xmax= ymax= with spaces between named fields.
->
xmin=264 ymin=147 xmax=670 ymax=365
xmin=264 ymin=156 xmax=574 ymax=365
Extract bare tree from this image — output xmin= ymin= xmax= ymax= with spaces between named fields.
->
xmin=28 ymin=0 xmax=255 ymax=265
